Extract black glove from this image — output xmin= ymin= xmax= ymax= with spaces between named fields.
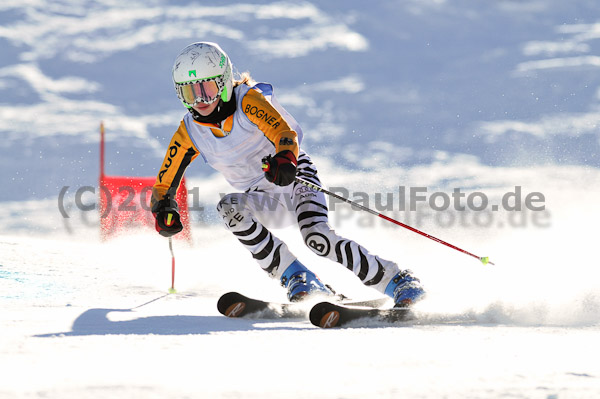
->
xmin=152 ymin=197 xmax=183 ymax=237
xmin=261 ymin=150 xmax=297 ymax=186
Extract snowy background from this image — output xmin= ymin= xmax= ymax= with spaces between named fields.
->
xmin=1 ymin=1 xmax=600 ymax=398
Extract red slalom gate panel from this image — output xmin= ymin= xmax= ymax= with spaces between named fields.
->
xmin=99 ymin=175 xmax=192 ymax=242
xmin=98 ymin=122 xmax=192 ymax=242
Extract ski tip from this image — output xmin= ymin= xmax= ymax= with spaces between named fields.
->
xmin=217 ymin=292 xmax=247 ymax=317
xmin=309 ymin=302 xmax=341 ymax=328
xmin=319 ymin=310 xmax=341 ymax=328
xmin=224 ymin=302 xmax=246 ymax=317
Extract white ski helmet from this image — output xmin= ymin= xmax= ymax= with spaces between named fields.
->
xmin=172 ymin=42 xmax=233 ymax=108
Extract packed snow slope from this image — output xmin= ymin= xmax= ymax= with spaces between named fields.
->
xmin=1 ymin=1 xmax=600 ymax=398
xmin=1 ymin=188 xmax=600 ymax=399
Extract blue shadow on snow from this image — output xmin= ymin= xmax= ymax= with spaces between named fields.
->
xmin=35 ymin=308 xmax=310 ymax=337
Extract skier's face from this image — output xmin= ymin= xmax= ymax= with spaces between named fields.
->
xmin=192 ymin=101 xmax=219 ymax=116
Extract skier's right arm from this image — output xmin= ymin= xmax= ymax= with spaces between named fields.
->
xmin=151 ymin=120 xmax=199 ymax=237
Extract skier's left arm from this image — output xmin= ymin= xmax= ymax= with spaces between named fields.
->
xmin=242 ymin=88 xmax=299 ymax=186
xmin=151 ymin=120 xmax=200 ymax=237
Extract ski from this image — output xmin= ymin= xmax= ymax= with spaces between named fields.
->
xmin=309 ymin=301 xmax=414 ymax=328
xmin=217 ymin=291 xmax=391 ymax=320
xmin=217 ymin=291 xmax=306 ymax=319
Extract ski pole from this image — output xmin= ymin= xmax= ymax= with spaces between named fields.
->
xmin=168 ymin=237 xmax=177 ymax=293
xmin=295 ymin=177 xmax=494 ymax=266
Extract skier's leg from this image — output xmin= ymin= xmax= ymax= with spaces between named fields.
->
xmin=294 ymin=153 xmax=425 ymax=306
xmin=217 ymin=190 xmax=333 ymax=301
xmin=217 ymin=191 xmax=295 ymax=277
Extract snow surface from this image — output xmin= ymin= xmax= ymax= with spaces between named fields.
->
xmin=2 ymin=164 xmax=600 ymax=398
xmin=1 ymin=0 xmax=600 ymax=398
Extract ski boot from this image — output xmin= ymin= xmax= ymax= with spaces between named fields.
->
xmin=384 ymin=269 xmax=426 ymax=308
xmin=280 ymin=259 xmax=334 ymax=302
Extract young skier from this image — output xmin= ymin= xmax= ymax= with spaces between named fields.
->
xmin=151 ymin=42 xmax=425 ymax=307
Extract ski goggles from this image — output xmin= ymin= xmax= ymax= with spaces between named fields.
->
xmin=177 ymin=77 xmax=222 ymax=106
